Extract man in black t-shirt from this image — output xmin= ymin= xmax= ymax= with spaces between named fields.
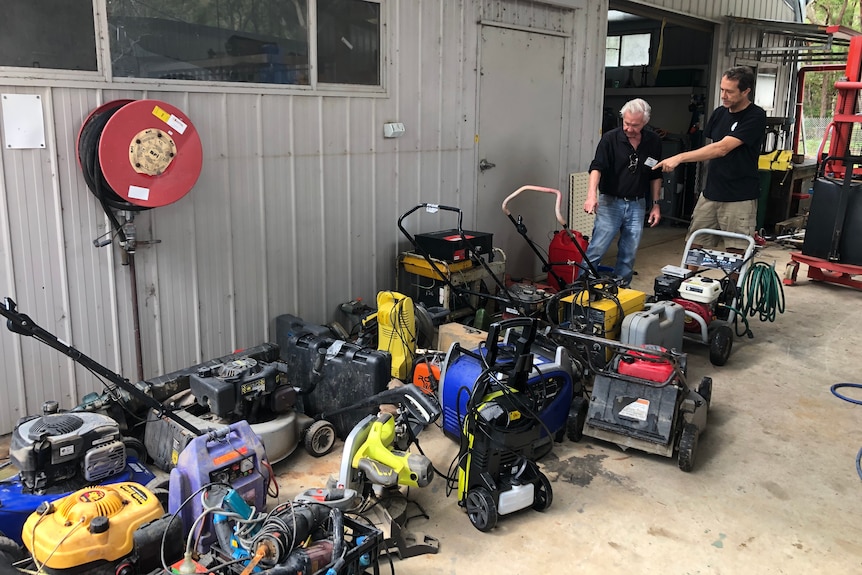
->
xmin=583 ymin=98 xmax=663 ymax=286
xmin=654 ymin=66 xmax=766 ymax=250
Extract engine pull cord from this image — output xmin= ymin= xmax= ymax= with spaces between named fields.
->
xmin=830 ymin=383 xmax=862 ymax=481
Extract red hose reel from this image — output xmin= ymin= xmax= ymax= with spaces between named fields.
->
xmin=77 ymin=99 xmax=203 ymax=208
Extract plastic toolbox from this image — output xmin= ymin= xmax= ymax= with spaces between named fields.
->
xmin=279 ymin=333 xmax=391 ymax=438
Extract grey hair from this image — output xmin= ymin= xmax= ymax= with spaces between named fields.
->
xmin=619 ymin=98 xmax=651 ymax=123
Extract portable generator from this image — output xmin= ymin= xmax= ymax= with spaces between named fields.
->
xmin=22 ymin=482 xmax=182 ymax=574
xmin=454 ymin=318 xmax=554 ymax=531
xmin=558 ymin=285 xmax=646 ymax=364
xmin=168 ymin=421 xmax=269 ymax=553
xmin=439 ymin=319 xmax=577 ymax=458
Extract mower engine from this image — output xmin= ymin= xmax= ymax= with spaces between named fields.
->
xmin=22 ymin=482 xmax=182 ymax=575
xmin=10 ymin=409 xmax=126 ymax=493
xmin=189 ymin=357 xmax=296 ymax=421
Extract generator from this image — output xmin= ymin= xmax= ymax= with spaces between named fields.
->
xmin=168 ymin=421 xmax=269 ymax=553
xmin=439 ymin=325 xmax=577 ymax=457
xmin=22 ymin=482 xmax=182 ymax=575
xmin=559 ymin=285 xmax=646 ymax=364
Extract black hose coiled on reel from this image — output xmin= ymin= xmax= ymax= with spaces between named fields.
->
xmin=78 ymin=103 xmax=150 ymax=244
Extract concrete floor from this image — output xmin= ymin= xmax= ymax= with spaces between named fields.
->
xmin=274 ymin=226 xmax=862 ymax=575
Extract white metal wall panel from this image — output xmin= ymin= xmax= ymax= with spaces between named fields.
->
xmin=0 ymin=0 xmax=797 ymax=433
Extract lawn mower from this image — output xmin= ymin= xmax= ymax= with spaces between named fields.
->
xmin=500 ymin=185 xmax=591 ymax=293
xmin=652 ymin=228 xmax=757 ymax=366
xmin=450 ymin=318 xmax=558 ymax=532
xmin=548 ymin=328 xmax=711 ymax=472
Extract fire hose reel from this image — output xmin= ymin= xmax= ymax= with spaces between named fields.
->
xmin=77 ymin=99 xmax=202 ymax=209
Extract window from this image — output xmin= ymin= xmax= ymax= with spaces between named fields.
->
xmin=0 ymin=1 xmax=97 ymax=71
xmin=755 ymin=71 xmax=777 ymax=112
xmin=605 ymin=33 xmax=650 ymax=68
xmin=318 ymin=0 xmax=380 ymax=85
xmin=106 ymin=0 xmax=381 ymax=87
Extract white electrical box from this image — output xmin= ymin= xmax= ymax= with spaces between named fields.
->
xmin=383 ymin=122 xmax=405 ymax=138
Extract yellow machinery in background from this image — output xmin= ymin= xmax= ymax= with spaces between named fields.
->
xmin=377 ymin=291 xmax=416 ymax=380
xmin=559 ymin=286 xmax=646 ymax=361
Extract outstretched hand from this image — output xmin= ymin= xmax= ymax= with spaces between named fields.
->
xmin=653 ymin=155 xmax=681 ymax=173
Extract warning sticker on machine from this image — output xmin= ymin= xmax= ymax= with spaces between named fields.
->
xmin=619 ymin=398 xmax=650 ymax=421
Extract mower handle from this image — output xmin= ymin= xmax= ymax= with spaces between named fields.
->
xmin=397 ymin=203 xmax=464 ymax=240
xmin=501 ymin=185 xmax=566 ymax=227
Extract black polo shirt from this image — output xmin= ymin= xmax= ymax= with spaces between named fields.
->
xmin=589 ymin=126 xmax=663 ymax=199
xmin=703 ymin=103 xmax=766 ymax=202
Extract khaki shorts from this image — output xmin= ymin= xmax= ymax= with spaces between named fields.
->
xmin=687 ymin=196 xmax=757 ymax=250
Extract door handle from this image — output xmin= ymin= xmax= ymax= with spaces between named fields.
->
xmin=479 ymin=158 xmax=496 ymax=172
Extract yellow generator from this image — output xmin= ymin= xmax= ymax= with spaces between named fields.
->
xmin=22 ymin=482 xmax=182 ymax=574
xmin=559 ymin=286 xmax=646 ymax=362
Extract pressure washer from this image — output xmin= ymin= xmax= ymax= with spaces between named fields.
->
xmin=449 ymin=318 xmax=556 ymax=531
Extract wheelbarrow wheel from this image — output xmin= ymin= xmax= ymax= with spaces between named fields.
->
xmin=466 ymin=487 xmax=498 ymax=532
xmin=678 ymin=423 xmax=700 ymax=472
xmin=708 ymin=321 xmax=733 ymax=366
xmin=304 ymin=420 xmax=337 ymax=457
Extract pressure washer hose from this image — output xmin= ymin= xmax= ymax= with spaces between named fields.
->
xmin=739 ymin=261 xmax=785 ymax=323
xmin=830 ymin=383 xmax=862 ymax=481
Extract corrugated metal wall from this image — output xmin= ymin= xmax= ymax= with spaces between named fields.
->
xmin=0 ymin=0 xmax=796 ymax=434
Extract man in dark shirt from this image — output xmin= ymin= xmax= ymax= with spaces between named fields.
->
xmin=583 ymin=98 xmax=662 ymax=287
xmin=654 ymin=66 xmax=766 ymax=250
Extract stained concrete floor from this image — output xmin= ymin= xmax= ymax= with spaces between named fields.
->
xmin=273 ymin=226 xmax=862 ymax=575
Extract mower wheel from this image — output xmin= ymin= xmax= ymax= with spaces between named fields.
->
xmin=697 ymin=376 xmax=713 ymax=406
xmin=532 ymin=472 xmax=553 ymax=511
xmin=304 ymin=420 xmax=337 ymax=457
xmin=122 ymin=436 xmax=147 ymax=461
xmin=465 ymin=487 xmax=498 ymax=532
xmin=677 ymin=423 xmax=700 ymax=472
xmin=566 ymin=396 xmax=589 ymax=442
xmin=708 ymin=321 xmax=733 ymax=366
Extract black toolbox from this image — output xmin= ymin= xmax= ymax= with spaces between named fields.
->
xmin=413 ymin=229 xmax=493 ymax=262
xmin=278 ymin=332 xmax=391 ymax=438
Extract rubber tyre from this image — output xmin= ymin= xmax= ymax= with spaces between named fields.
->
xmin=532 ymin=472 xmax=553 ymax=511
xmin=465 ymin=487 xmax=498 ymax=532
xmin=677 ymin=423 xmax=700 ymax=472
xmin=709 ymin=322 xmax=733 ymax=366
xmin=697 ymin=376 xmax=713 ymax=406
xmin=304 ymin=420 xmax=337 ymax=457
xmin=122 ymin=436 xmax=147 ymax=461
xmin=566 ymin=396 xmax=589 ymax=442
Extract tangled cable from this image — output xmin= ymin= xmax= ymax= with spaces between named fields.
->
xmin=739 ymin=261 xmax=785 ymax=323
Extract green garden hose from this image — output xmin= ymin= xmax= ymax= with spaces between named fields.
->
xmin=740 ymin=261 xmax=786 ymax=323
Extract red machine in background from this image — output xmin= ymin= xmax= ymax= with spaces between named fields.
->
xmin=786 ymin=35 xmax=862 ymax=290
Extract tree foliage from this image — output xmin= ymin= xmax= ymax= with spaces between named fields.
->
xmin=804 ymin=0 xmax=861 ymax=117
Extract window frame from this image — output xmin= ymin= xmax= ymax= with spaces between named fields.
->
xmin=0 ymin=0 xmax=387 ymax=96
xmin=605 ymin=32 xmax=651 ymax=69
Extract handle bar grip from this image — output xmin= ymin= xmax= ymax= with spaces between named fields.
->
xmin=397 ymin=203 xmax=464 ymax=239
xmin=501 ymin=186 xmax=565 ymax=226
xmin=485 ymin=317 xmax=537 ymax=366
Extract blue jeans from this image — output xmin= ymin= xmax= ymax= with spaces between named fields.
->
xmin=583 ymin=195 xmax=645 ymax=286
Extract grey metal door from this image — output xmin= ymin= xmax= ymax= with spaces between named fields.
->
xmin=476 ymin=25 xmax=566 ymax=279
